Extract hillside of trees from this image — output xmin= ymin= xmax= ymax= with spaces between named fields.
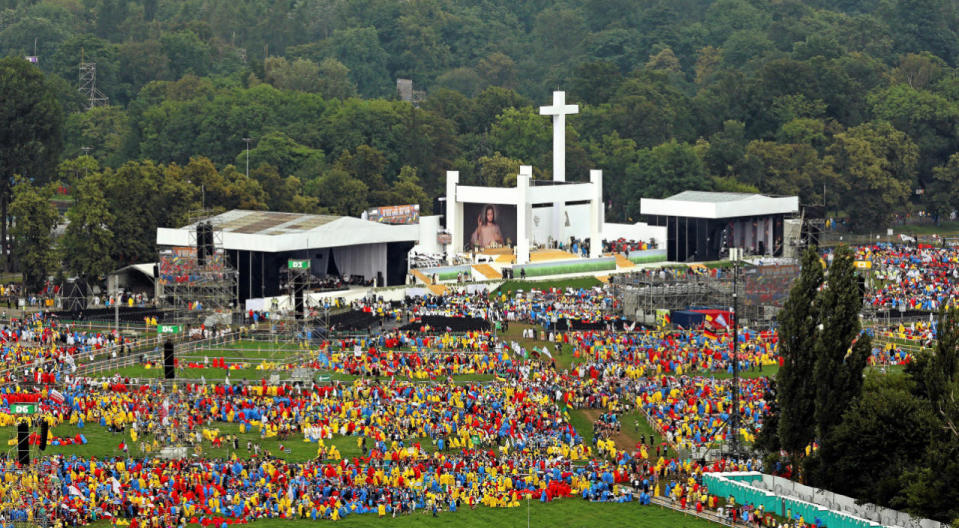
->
xmin=2 ymin=0 xmax=959 ymax=278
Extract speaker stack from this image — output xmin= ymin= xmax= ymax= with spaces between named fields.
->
xmin=16 ymin=421 xmax=29 ymax=466
xmin=163 ymin=341 xmax=175 ymax=379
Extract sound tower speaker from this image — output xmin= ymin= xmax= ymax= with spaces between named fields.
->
xmin=163 ymin=341 xmax=175 ymax=379
xmin=39 ymin=419 xmax=48 ymax=451
xmin=16 ymin=421 xmax=29 ymax=466
xmin=294 ymin=283 xmax=304 ymax=321
xmin=196 ymin=223 xmax=207 ymax=266
xmin=202 ymin=222 xmax=215 ymax=260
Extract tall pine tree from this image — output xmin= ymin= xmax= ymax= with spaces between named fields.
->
xmin=775 ymin=248 xmax=824 ymax=454
xmin=812 ymin=245 xmax=871 ymax=441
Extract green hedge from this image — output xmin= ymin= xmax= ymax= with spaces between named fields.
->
xmin=628 ymin=254 xmax=667 ymax=264
xmin=518 ymin=259 xmax=616 ymax=278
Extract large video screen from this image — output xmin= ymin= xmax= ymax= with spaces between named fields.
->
xmin=463 ymin=203 xmax=517 ymax=251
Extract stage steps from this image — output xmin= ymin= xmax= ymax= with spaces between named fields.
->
xmin=427 ymin=284 xmax=447 ymax=296
xmin=614 ymin=253 xmax=635 ymax=268
xmin=530 ymin=249 xmax=577 ymax=262
xmin=472 ymin=264 xmax=501 ymax=280
xmin=411 ymin=269 xmax=431 ymax=285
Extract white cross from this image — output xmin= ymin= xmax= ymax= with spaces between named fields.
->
xmin=539 ymin=91 xmax=579 ymax=182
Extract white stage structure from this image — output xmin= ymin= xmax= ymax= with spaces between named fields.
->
xmin=446 ymin=91 xmax=603 ymax=265
xmin=157 ymin=210 xmax=421 ymax=300
xmin=641 ymin=191 xmax=799 ymax=262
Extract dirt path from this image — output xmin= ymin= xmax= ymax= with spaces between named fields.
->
xmin=580 ymin=408 xmax=636 ymax=452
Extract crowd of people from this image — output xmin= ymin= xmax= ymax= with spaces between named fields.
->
xmin=0 ymin=242 xmax=952 ymax=527
xmin=850 ymin=244 xmax=959 ymax=312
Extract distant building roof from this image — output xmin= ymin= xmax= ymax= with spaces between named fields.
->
xmin=666 ymin=191 xmax=759 ymax=203
xmin=189 ymin=210 xmax=340 ymax=236
xmin=640 ymin=191 xmax=799 ymax=219
xmin=157 ymin=210 xmax=419 ymax=252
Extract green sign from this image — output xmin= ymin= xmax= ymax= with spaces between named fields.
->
xmin=11 ymin=404 xmax=36 ymax=414
xmin=158 ymin=324 xmax=181 ymax=334
xmin=288 ymin=259 xmax=310 ymax=270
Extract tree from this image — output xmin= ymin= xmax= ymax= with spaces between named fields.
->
xmin=264 ymin=57 xmax=322 ymax=93
xmin=316 ymin=58 xmax=357 ymax=99
xmin=237 ymin=132 xmax=325 ymax=182
xmin=868 ymin=84 xmax=959 ymax=186
xmin=160 ymin=30 xmax=213 ymax=79
xmin=645 ymin=48 xmax=682 ymax=76
xmin=927 ymin=153 xmax=959 ymax=223
xmin=899 ymin=306 xmax=959 ymax=523
xmin=323 ymin=27 xmax=391 ymax=97
xmin=311 ymin=168 xmax=368 ymax=216
xmin=827 ymin=124 xmax=915 ymax=230
xmin=703 ymin=120 xmax=747 ymax=177
xmin=385 ymin=166 xmax=430 ymax=213
xmin=9 ymin=179 xmax=58 ymax=292
xmin=249 ymin=164 xmax=288 ymax=210
xmin=62 ymin=105 xmax=131 ymax=165
xmin=476 ymin=152 xmax=521 ymax=187
xmin=812 ymin=245 xmax=871 ymax=445
xmin=99 ymin=161 xmax=165 ymax=265
xmin=476 ymin=52 xmax=517 ymax=89
xmin=818 ymin=372 xmax=934 ymax=506
xmin=626 ymin=140 xmax=709 ymax=202
xmin=0 ymin=57 xmax=63 ymax=270
xmin=61 ymin=177 xmax=115 ymax=281
xmin=488 ymin=107 xmax=552 ymax=169
xmin=434 ymin=67 xmax=484 ymax=97
xmin=742 ymin=140 xmax=833 ymax=204
xmin=775 ymin=248 xmax=825 ymax=454
xmin=334 ymin=145 xmax=388 ymax=193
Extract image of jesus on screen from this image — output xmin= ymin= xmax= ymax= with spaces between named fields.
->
xmin=470 ymin=204 xmax=505 ymax=248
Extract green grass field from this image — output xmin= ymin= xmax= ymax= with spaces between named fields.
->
xmin=500 ymin=323 xmax=578 ymax=369
xmin=620 ymin=408 xmax=665 ymax=448
xmin=492 ymin=277 xmax=602 ymax=298
xmin=4 ymin=421 xmax=445 ymax=463
xmin=696 ymin=364 xmax=780 ymax=380
xmin=88 ymin=500 xmax=715 ymax=528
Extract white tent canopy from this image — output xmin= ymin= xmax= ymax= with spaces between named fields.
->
xmin=640 ymin=191 xmax=799 ymax=219
xmin=156 ymin=210 xmax=419 ymax=253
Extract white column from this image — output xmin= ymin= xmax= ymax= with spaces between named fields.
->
xmin=516 ymin=166 xmax=532 ymax=265
xmin=446 ymin=171 xmax=460 ymax=264
xmin=589 ymin=170 xmax=603 ymax=259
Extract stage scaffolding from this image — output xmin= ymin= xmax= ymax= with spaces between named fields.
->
xmin=611 ymin=261 xmax=799 ymax=327
xmin=276 ymin=264 xmax=329 ymax=338
xmin=158 ymin=215 xmax=239 ymax=327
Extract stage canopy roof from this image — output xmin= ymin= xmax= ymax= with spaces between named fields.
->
xmin=156 ymin=210 xmax=419 ymax=252
xmin=640 ymin=191 xmax=798 ymax=219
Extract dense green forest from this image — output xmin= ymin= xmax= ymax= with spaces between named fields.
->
xmin=2 ymin=0 xmax=959 ymax=278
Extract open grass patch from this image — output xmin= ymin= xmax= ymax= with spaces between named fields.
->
xmin=493 ymin=277 xmax=602 ymax=298
xmin=88 ymin=500 xmax=718 ymax=528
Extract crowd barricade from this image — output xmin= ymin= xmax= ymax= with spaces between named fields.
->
xmin=702 ymin=472 xmax=942 ymax=528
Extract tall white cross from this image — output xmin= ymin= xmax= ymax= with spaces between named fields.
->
xmin=539 ymin=91 xmax=579 ymax=182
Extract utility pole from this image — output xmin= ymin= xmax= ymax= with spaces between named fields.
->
xmin=730 ymin=257 xmax=741 ymax=459
xmin=243 ymin=138 xmax=253 ymax=179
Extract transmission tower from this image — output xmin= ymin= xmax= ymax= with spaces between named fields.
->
xmin=78 ymin=49 xmax=108 ymax=110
